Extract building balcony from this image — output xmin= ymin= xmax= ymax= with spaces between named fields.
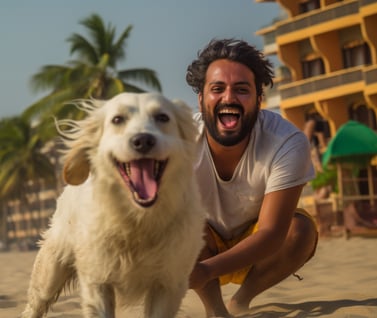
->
xmin=365 ymin=65 xmax=377 ymax=85
xmin=256 ymin=23 xmax=278 ymax=55
xmin=276 ymin=1 xmax=359 ymax=36
xmin=360 ymin=0 xmax=377 ymax=6
xmin=279 ymin=67 xmax=364 ymax=100
xmin=364 ymin=65 xmax=377 ymax=98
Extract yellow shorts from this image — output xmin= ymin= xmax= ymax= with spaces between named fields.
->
xmin=208 ymin=208 xmax=317 ymax=285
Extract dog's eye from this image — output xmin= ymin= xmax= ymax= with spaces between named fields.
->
xmin=155 ymin=113 xmax=170 ymax=123
xmin=112 ymin=115 xmax=125 ymax=125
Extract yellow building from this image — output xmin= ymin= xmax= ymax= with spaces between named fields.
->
xmin=256 ymin=0 xmax=377 ymax=236
xmin=256 ymin=0 xmax=377 ymax=138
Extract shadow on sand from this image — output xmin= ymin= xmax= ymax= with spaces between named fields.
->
xmin=239 ymin=298 xmax=377 ymax=318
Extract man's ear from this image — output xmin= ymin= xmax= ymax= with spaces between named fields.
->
xmin=198 ymin=92 xmax=203 ymax=112
xmin=257 ymin=95 xmax=263 ymax=108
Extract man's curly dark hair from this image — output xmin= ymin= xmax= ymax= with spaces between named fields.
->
xmin=186 ymin=38 xmax=274 ymax=97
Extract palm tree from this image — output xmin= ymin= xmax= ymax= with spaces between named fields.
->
xmin=23 ymin=13 xmax=162 ymax=124
xmin=0 ymin=116 xmax=57 ymax=246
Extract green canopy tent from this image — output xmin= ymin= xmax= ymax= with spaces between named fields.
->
xmin=322 ymin=120 xmax=377 ymax=167
xmin=322 ymin=120 xmax=377 ymax=208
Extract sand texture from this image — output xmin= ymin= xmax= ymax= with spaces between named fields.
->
xmin=1 ymin=237 xmax=376 ymax=317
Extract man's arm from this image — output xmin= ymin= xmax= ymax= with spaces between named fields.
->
xmin=189 ymin=184 xmax=304 ymax=289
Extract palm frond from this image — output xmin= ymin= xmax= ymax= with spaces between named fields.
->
xmin=30 ymin=65 xmax=73 ymax=92
xmin=111 ymin=25 xmax=133 ymax=65
xmin=0 ymin=168 xmax=24 ymax=198
xmin=22 ymin=87 xmax=81 ymax=122
xmin=104 ymin=78 xmax=125 ymax=98
xmin=0 ymin=116 xmax=56 ymax=201
xmin=121 ymin=82 xmax=145 ymax=93
xmin=118 ymin=68 xmax=162 ymax=92
xmin=24 ymin=13 xmax=162 ymax=137
xmin=67 ymin=33 xmax=98 ymax=65
xmin=78 ymin=14 xmax=113 ymax=61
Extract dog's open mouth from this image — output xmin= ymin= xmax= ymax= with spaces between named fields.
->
xmin=116 ymin=158 xmax=167 ymax=207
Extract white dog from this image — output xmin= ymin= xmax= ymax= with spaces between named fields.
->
xmin=21 ymin=92 xmax=205 ymax=318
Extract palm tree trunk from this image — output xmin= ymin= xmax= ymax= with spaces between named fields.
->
xmin=0 ymin=201 xmax=9 ymax=250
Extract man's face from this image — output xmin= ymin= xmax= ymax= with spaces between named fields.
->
xmin=199 ymin=59 xmax=260 ymax=147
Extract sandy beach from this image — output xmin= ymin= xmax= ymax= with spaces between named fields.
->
xmin=1 ymin=236 xmax=376 ymax=318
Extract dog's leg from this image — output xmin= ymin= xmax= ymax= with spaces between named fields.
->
xmin=144 ymin=282 xmax=186 ymax=318
xmin=79 ymin=279 xmax=115 ymax=318
xmin=21 ymin=243 xmax=75 ymax=318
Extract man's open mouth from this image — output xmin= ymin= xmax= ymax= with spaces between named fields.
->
xmin=217 ymin=106 xmax=242 ymax=130
xmin=116 ymin=158 xmax=167 ymax=207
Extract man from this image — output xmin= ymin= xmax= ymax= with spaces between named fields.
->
xmin=186 ymin=39 xmax=318 ymax=318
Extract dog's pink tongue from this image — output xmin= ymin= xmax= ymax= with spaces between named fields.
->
xmin=130 ymin=159 xmax=157 ymax=200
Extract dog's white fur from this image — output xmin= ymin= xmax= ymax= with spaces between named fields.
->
xmin=21 ymin=92 xmax=205 ymax=318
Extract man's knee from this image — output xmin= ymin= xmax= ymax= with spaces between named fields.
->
xmin=286 ymin=214 xmax=318 ymax=261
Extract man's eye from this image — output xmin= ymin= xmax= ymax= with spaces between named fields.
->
xmin=211 ymin=86 xmax=223 ymax=93
xmin=237 ymin=88 xmax=250 ymax=94
xmin=155 ymin=113 xmax=170 ymax=123
xmin=112 ymin=115 xmax=125 ymax=125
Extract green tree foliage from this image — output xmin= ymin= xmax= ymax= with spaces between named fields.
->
xmin=0 ymin=15 xmax=162 ymax=245
xmin=0 ymin=116 xmax=56 ymax=201
xmin=0 ymin=116 xmax=57 ymax=245
xmin=23 ymin=13 xmax=162 ymax=126
xmin=310 ymin=167 xmax=338 ymax=192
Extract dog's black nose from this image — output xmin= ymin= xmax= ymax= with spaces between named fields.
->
xmin=130 ymin=133 xmax=156 ymax=154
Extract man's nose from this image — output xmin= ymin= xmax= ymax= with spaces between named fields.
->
xmin=221 ymin=88 xmax=236 ymax=104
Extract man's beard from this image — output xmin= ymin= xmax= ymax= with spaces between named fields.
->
xmin=201 ymin=102 xmax=259 ymax=147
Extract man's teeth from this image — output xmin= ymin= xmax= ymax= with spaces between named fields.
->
xmin=219 ymin=108 xmax=240 ymax=115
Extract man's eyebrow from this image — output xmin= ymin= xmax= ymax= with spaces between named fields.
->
xmin=234 ymin=81 xmax=251 ymax=86
xmin=208 ymin=81 xmax=251 ymax=86
xmin=208 ymin=80 xmax=225 ymax=85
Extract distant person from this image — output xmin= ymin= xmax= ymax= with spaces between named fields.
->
xmin=186 ymin=38 xmax=318 ymax=317
xmin=344 ymin=202 xmax=377 ymax=238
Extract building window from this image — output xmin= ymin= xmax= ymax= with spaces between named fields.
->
xmin=349 ymin=104 xmax=377 ymax=130
xmin=302 ymin=58 xmax=324 ymax=78
xmin=299 ymin=0 xmax=320 ymax=13
xmin=343 ymin=42 xmax=371 ymax=68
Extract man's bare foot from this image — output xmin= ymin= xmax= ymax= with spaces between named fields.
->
xmin=227 ymin=298 xmax=250 ymax=316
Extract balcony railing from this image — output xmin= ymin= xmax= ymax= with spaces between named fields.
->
xmin=360 ymin=0 xmax=377 ymax=6
xmin=364 ymin=66 xmax=377 ymax=85
xmin=277 ymin=1 xmax=359 ymax=36
xmin=280 ymin=68 xmax=363 ymax=99
xmin=263 ymin=29 xmax=277 ymax=46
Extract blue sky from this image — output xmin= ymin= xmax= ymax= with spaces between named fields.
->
xmin=0 ymin=0 xmax=279 ymax=118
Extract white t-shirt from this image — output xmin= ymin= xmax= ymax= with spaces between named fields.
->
xmin=194 ymin=110 xmax=315 ymax=240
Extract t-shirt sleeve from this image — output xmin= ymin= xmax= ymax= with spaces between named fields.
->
xmin=265 ymin=131 xmax=315 ymax=194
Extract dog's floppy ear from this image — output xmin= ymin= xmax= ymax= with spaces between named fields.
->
xmin=63 ymin=146 xmax=90 ymax=185
xmin=171 ymin=99 xmax=199 ymax=143
xmin=59 ymin=99 xmax=104 ymax=185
